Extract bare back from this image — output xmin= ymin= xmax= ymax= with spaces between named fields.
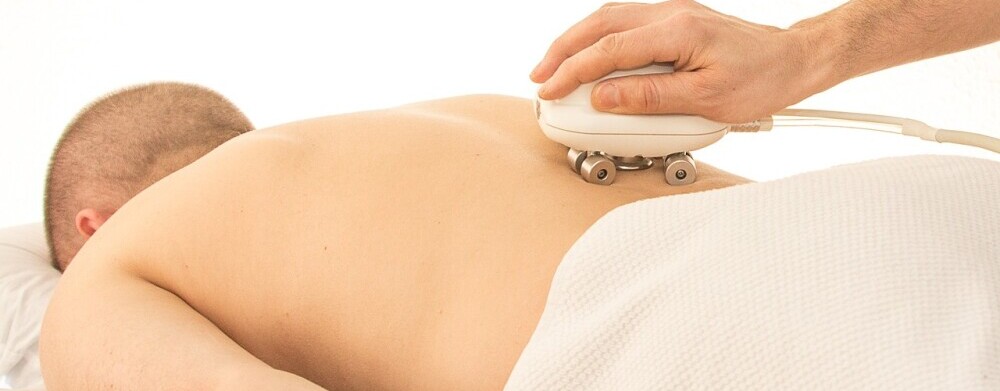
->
xmin=55 ymin=95 xmax=749 ymax=390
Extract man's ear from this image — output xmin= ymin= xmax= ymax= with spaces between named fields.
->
xmin=74 ymin=208 xmax=113 ymax=239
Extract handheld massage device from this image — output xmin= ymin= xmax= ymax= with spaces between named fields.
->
xmin=536 ymin=63 xmax=1000 ymax=186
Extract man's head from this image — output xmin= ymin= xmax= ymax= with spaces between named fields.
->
xmin=44 ymin=82 xmax=253 ymax=272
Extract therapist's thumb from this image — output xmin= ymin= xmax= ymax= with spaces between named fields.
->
xmin=591 ymin=73 xmax=702 ymax=115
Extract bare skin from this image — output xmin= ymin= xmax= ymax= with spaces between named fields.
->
xmin=40 ymin=95 xmax=749 ymax=391
xmin=532 ymin=0 xmax=1000 ymax=122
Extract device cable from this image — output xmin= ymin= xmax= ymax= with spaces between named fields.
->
xmin=727 ymin=109 xmax=1000 ymax=154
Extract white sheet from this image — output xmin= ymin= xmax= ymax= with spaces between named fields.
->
xmin=505 ymin=155 xmax=1000 ymax=390
xmin=0 ymin=223 xmax=58 ymax=390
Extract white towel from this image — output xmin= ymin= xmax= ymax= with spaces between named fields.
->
xmin=504 ymin=155 xmax=1000 ymax=390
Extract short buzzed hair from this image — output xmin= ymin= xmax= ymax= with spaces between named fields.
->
xmin=44 ymin=82 xmax=253 ymax=271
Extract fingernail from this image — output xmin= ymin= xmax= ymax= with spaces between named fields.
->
xmin=538 ymin=83 xmax=550 ymax=98
xmin=595 ymin=83 xmax=619 ymax=109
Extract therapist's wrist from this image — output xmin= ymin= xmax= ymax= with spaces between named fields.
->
xmin=786 ymin=17 xmax=850 ymax=99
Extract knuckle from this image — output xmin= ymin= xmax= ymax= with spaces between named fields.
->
xmin=561 ymin=57 xmax=588 ymax=84
xmin=596 ymin=33 xmax=626 ymax=58
xmin=639 ymin=79 xmax=664 ymax=112
xmin=594 ymin=3 xmax=618 ymax=22
xmin=670 ymin=10 xmax=718 ymax=41
xmin=603 ymin=2 xmax=641 ymax=12
xmin=599 ymin=2 xmax=630 ymax=11
xmin=593 ymin=2 xmax=635 ymax=27
xmin=669 ymin=10 xmax=700 ymax=29
xmin=592 ymin=3 xmax=647 ymax=35
xmin=669 ymin=0 xmax=699 ymax=10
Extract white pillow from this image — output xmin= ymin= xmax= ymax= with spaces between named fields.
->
xmin=0 ymin=223 xmax=59 ymax=390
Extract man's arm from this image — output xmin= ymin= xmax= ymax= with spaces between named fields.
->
xmin=531 ymin=0 xmax=1000 ymax=121
xmin=795 ymin=0 xmax=1000 ymax=87
xmin=39 ymin=251 xmax=325 ymax=391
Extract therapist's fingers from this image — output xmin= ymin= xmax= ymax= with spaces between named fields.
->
xmin=537 ymin=20 xmax=691 ymax=100
xmin=590 ymin=71 xmax=707 ymax=116
xmin=530 ymin=3 xmax=652 ymax=83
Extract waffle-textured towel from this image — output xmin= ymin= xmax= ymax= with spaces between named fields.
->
xmin=504 ymin=155 xmax=1000 ymax=390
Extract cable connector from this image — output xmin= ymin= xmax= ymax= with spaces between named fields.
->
xmin=728 ymin=117 xmax=774 ymax=132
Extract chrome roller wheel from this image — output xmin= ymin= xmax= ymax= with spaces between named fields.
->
xmin=580 ymin=154 xmax=617 ymax=185
xmin=664 ymin=152 xmax=696 ymax=186
xmin=567 ymin=148 xmax=588 ymax=174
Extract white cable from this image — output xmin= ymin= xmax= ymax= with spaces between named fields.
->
xmin=768 ymin=109 xmax=1000 ymax=154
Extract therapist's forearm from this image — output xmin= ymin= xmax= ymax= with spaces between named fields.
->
xmin=793 ymin=0 xmax=1000 ymax=91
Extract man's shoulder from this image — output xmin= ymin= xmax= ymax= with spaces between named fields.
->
xmin=78 ymin=130 xmax=305 ymax=275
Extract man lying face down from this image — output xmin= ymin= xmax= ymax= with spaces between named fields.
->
xmin=1 ymin=83 xmax=250 ymax=389
xmin=38 ymin=93 xmax=751 ymax=390
xmin=44 ymin=83 xmax=253 ymax=272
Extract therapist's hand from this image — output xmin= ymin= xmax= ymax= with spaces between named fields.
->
xmin=531 ymin=0 xmax=828 ymax=123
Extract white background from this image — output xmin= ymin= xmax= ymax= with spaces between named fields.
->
xmin=1 ymin=0 xmax=998 ymax=229
xmin=0 ymin=1 xmax=997 ymax=387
